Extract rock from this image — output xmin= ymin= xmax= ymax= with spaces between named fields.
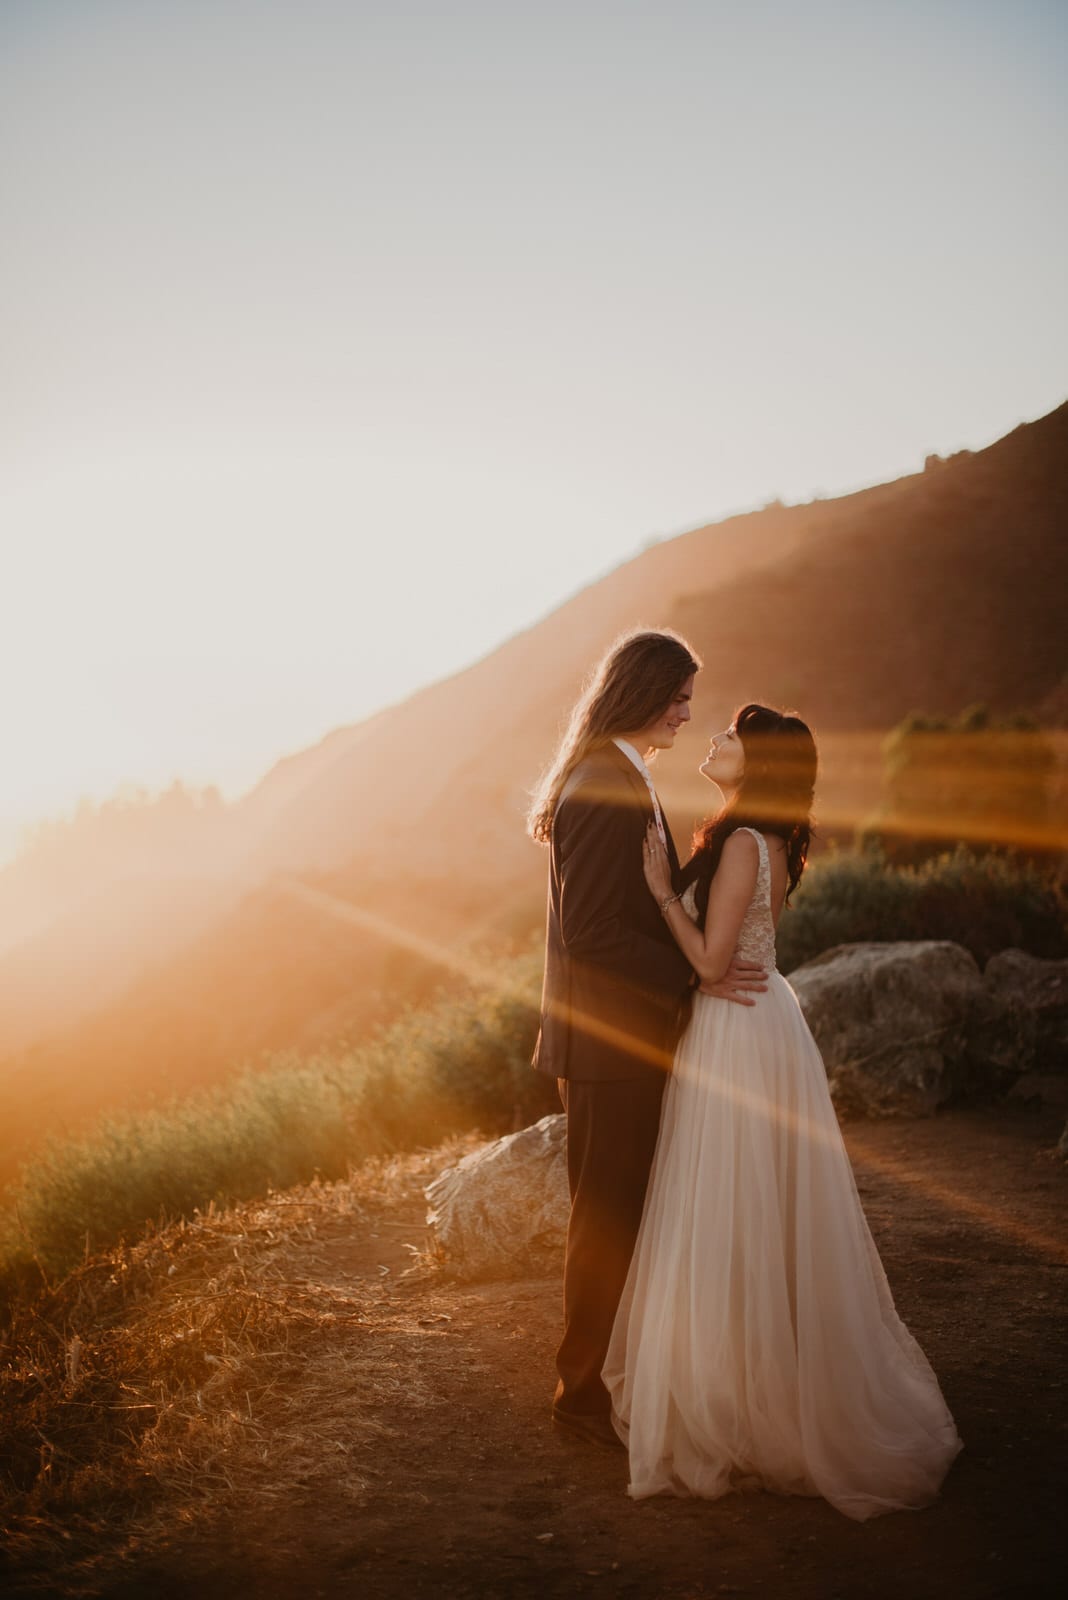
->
xmin=788 ymin=940 xmax=1021 ymax=1118
xmin=1058 ymin=1118 xmax=1068 ymax=1161
xmin=424 ymin=945 xmax=1061 ymax=1260
xmin=1004 ymin=1071 xmax=1064 ymax=1110
xmin=1004 ymin=1075 xmax=1040 ymax=1110
xmin=425 ymin=1112 xmax=569 ymax=1276
xmin=984 ymin=950 xmax=1068 ymax=1073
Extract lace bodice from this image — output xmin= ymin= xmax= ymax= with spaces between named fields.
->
xmin=679 ymin=827 xmax=778 ymax=971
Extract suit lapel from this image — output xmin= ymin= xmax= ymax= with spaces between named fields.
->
xmin=605 ymin=742 xmax=653 ymax=821
xmin=605 ymin=742 xmax=683 ymax=884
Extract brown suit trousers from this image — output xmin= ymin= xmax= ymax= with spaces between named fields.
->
xmin=554 ymin=1073 xmax=667 ymax=1418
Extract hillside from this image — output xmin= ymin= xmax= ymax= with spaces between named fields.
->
xmin=238 ymin=402 xmax=1068 ymax=885
xmin=2 ymin=402 xmax=1066 ymax=1176
xmin=670 ymin=405 xmax=1068 ymax=730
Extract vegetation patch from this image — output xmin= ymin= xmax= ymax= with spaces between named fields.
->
xmin=778 ymin=845 xmax=1068 ymax=974
xmin=0 ymin=943 xmax=553 ymax=1299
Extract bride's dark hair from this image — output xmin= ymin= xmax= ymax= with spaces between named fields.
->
xmin=682 ymin=703 xmax=818 ymax=921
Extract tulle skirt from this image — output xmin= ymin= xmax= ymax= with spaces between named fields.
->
xmin=602 ymin=973 xmax=962 ymax=1520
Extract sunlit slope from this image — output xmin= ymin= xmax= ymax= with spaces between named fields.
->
xmin=239 ymin=476 xmax=910 ymax=882
xmin=0 ymin=871 xmax=467 ymax=1187
xmin=1 ymin=402 xmax=1064 ymax=1177
xmin=0 ymin=791 xmax=257 ymax=1058
xmin=240 ymin=401 xmax=1068 ymax=883
xmin=0 ymin=720 xmax=392 ymax=1063
xmin=0 ymin=873 xmax=236 ymax=1056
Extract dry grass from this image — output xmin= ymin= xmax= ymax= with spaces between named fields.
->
xmin=0 ymin=1135 xmax=480 ymax=1587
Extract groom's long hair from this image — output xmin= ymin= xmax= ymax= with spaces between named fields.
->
xmin=682 ymin=703 xmax=818 ymax=920
xmin=527 ymin=629 xmax=701 ymax=845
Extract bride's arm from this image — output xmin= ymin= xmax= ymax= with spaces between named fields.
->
xmin=643 ymin=824 xmax=760 ymax=986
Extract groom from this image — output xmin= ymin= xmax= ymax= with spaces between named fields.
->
xmin=528 ymin=630 xmax=765 ymax=1448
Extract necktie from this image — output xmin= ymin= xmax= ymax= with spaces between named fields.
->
xmin=642 ymin=772 xmax=668 ymax=849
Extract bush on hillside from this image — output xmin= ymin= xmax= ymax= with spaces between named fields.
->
xmin=862 ymin=705 xmax=1061 ymax=864
xmin=0 ymin=943 xmax=553 ymax=1300
xmin=778 ymin=844 xmax=1068 ymax=974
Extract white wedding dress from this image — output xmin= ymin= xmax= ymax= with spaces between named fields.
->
xmin=603 ymin=829 xmax=962 ymax=1520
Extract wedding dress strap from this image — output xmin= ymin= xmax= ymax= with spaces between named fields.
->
xmin=738 ymin=825 xmax=769 ymax=859
xmin=738 ymin=827 xmax=771 ymax=902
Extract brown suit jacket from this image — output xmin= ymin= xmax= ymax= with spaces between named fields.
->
xmin=532 ymin=743 xmax=694 ymax=1083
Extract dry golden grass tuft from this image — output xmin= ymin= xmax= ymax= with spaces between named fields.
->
xmin=0 ymin=1135 xmax=481 ymax=1582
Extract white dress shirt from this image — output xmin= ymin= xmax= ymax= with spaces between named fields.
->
xmin=612 ymin=738 xmax=668 ymax=847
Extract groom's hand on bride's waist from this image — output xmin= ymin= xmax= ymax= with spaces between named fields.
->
xmin=696 ymin=959 xmax=768 ymax=1006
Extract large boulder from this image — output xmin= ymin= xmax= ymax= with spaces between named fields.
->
xmin=425 ymin=1112 xmax=568 ymax=1276
xmin=789 ymin=940 xmax=1021 ymax=1117
xmin=424 ymin=945 xmax=1060 ymax=1269
xmin=984 ymin=950 xmax=1068 ymax=1073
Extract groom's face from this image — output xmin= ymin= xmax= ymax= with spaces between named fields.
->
xmin=639 ymin=674 xmax=695 ymax=754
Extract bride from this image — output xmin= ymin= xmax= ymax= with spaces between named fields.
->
xmin=602 ymin=704 xmax=962 ymax=1520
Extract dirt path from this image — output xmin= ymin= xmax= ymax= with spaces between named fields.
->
xmin=7 ymin=1102 xmax=1068 ymax=1600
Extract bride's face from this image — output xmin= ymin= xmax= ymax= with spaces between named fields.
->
xmin=700 ymin=724 xmax=745 ymax=788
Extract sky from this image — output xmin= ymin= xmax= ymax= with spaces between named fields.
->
xmin=3 ymin=0 xmax=1066 ymax=862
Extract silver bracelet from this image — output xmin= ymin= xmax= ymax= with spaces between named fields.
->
xmin=659 ymin=892 xmax=681 ymax=916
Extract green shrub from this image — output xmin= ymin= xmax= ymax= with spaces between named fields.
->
xmin=0 ymin=1064 xmax=354 ymax=1288
xmin=778 ymin=844 xmax=1068 ymax=974
xmin=0 ymin=942 xmax=554 ymax=1295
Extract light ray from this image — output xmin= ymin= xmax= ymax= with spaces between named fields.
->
xmin=280 ymin=876 xmax=1068 ymax=1269
xmin=278 ymin=876 xmax=677 ymax=1071
xmin=847 ymin=1133 xmax=1068 ymax=1267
